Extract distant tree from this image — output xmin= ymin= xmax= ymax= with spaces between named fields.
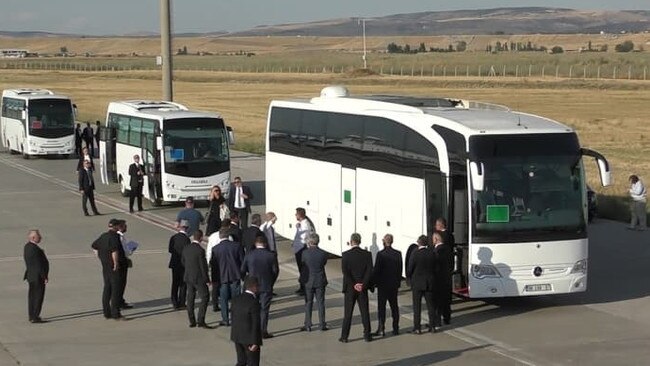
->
xmin=539 ymin=46 xmax=548 ymax=52
xmin=551 ymin=46 xmax=564 ymax=54
xmin=60 ymin=46 xmax=68 ymax=54
xmin=510 ymin=42 xmax=516 ymax=52
xmin=526 ymin=41 xmax=533 ymax=51
xmin=614 ymin=41 xmax=634 ymax=52
xmin=588 ymin=40 xmax=592 ymax=51
xmin=404 ymin=44 xmax=411 ymax=53
xmin=486 ymin=44 xmax=493 ymax=53
xmin=494 ymin=31 xmax=505 ymax=35
xmin=495 ymin=41 xmax=502 ymax=52
xmin=600 ymin=44 xmax=609 ymax=52
xmin=387 ymin=42 xmax=401 ymax=53
xmin=504 ymin=43 xmax=509 ymax=51
xmin=456 ymin=41 xmax=467 ymax=52
xmin=418 ymin=42 xmax=427 ymax=53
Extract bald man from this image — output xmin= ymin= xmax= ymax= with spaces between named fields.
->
xmin=24 ymin=230 xmax=49 ymax=323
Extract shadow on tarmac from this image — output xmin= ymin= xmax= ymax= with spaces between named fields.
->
xmin=374 ymin=345 xmax=489 ymax=366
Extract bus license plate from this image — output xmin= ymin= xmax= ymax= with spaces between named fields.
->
xmin=525 ymin=284 xmax=552 ymax=292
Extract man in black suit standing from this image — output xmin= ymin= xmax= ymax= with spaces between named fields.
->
xmin=182 ymin=229 xmax=212 ymax=329
xmin=228 ymin=212 xmax=243 ymax=243
xmin=91 ymin=219 xmax=126 ymax=320
xmin=82 ymin=122 xmax=94 ymax=156
xmin=213 ymin=227 xmax=245 ymax=326
xmin=340 ymin=233 xmax=373 ymax=343
xmin=128 ymin=154 xmax=145 ymax=213
xmin=23 ymin=230 xmax=49 ymax=324
xmin=228 ymin=176 xmax=253 ymax=229
xmin=231 ymin=276 xmax=263 ymax=366
xmin=435 ymin=217 xmax=455 ymax=250
xmin=407 ymin=235 xmax=437 ymax=334
xmin=372 ymin=233 xmax=403 ymax=337
xmin=94 ymin=121 xmax=101 ymax=157
xmin=78 ymin=159 xmax=100 ymax=216
xmin=169 ymin=220 xmax=191 ymax=310
xmin=433 ymin=231 xmax=454 ymax=326
xmin=241 ymin=213 xmax=263 ymax=254
xmin=241 ymin=236 xmax=279 ymax=339
xmin=300 ymin=233 xmax=329 ymax=332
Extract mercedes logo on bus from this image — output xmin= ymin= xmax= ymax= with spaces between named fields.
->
xmin=533 ymin=266 xmax=543 ymax=277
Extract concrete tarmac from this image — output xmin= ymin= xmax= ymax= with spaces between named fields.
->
xmin=0 ymin=151 xmax=649 ymax=366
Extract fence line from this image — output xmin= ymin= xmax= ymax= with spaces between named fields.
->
xmin=0 ymin=62 xmax=648 ymax=81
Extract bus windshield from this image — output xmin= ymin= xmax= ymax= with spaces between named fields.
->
xmin=162 ymin=118 xmax=229 ymax=178
xmin=470 ymin=133 xmax=587 ymax=243
xmin=28 ymin=99 xmax=74 ymax=138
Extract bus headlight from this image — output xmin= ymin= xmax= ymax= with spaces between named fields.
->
xmin=471 ymin=264 xmax=501 ymax=279
xmin=165 ymin=181 xmax=176 ymax=189
xmin=570 ymin=259 xmax=587 ymax=274
xmin=29 ymin=141 xmax=37 ymax=146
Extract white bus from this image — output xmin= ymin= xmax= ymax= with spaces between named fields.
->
xmin=265 ymin=86 xmax=611 ymax=298
xmin=100 ymin=100 xmax=233 ymax=206
xmin=1 ymin=89 xmax=76 ymax=158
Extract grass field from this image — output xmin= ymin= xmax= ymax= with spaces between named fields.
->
xmin=0 ymin=69 xmax=648 ymax=221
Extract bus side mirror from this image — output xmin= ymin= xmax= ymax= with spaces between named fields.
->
xmin=581 ymin=148 xmax=611 ymax=187
xmin=21 ymin=110 xmax=26 ymax=120
xmin=73 ymin=104 xmax=78 ymax=118
xmin=470 ymin=161 xmax=485 ymax=191
xmin=227 ymin=126 xmax=235 ymax=145
xmin=156 ymin=136 xmax=163 ymax=151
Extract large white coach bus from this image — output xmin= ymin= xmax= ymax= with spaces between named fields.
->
xmin=1 ymin=89 xmax=76 ymax=158
xmin=99 ymin=100 xmax=233 ymax=205
xmin=266 ymin=86 xmax=611 ymax=298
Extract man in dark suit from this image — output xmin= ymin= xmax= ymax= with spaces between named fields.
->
xmin=78 ymin=159 xmax=100 ymax=216
xmin=300 ymin=233 xmax=329 ymax=332
xmin=82 ymin=122 xmax=94 ymax=156
xmin=128 ymin=154 xmax=145 ymax=213
xmin=433 ymin=231 xmax=454 ymax=326
xmin=114 ymin=220 xmax=132 ymax=310
xmin=435 ymin=217 xmax=455 ymax=250
xmin=94 ymin=121 xmax=101 ymax=157
xmin=169 ymin=220 xmax=191 ymax=310
xmin=76 ymin=147 xmax=94 ymax=172
xmin=407 ymin=235 xmax=437 ymax=334
xmin=91 ymin=220 xmax=126 ymax=320
xmin=372 ymin=233 xmax=403 ymax=337
xmin=340 ymin=233 xmax=373 ymax=343
xmin=241 ymin=213 xmax=263 ymax=254
xmin=182 ymin=230 xmax=212 ymax=329
xmin=241 ymin=236 xmax=279 ymax=339
xmin=24 ymin=230 xmax=49 ymax=323
xmin=213 ymin=228 xmax=245 ymax=326
xmin=74 ymin=123 xmax=83 ymax=156
xmin=231 ymin=276 xmax=263 ymax=366
xmin=228 ymin=176 xmax=253 ymax=229
xmin=228 ymin=212 xmax=243 ymax=243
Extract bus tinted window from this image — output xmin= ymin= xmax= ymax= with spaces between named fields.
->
xmin=2 ymin=98 xmax=25 ymax=120
xmin=325 ymin=112 xmax=363 ymax=151
xmin=363 ymin=116 xmax=405 ymax=156
xmin=129 ymin=118 xmax=142 ymax=146
xmin=269 ymin=107 xmax=301 ymax=154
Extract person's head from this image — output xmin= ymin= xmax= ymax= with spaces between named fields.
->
xmin=435 ymin=217 xmax=448 ymax=232
xmin=229 ymin=211 xmax=239 ymax=223
xmin=349 ymin=233 xmax=361 ymax=246
xmin=307 ymin=233 xmax=320 ymax=247
xmin=185 ymin=196 xmax=194 ymax=208
xmin=432 ymin=232 xmax=443 ymax=245
xmin=83 ymin=160 xmax=92 ymax=169
xmin=76 ymin=123 xmax=81 ymax=128
xmin=86 ymin=122 xmax=90 ymax=127
xmin=295 ymin=207 xmax=306 ymax=220
xmin=211 ymin=185 xmax=222 ymax=197
xmin=629 ymin=175 xmax=640 ymax=184
xmin=251 ymin=213 xmax=262 ymax=226
xmin=96 ymin=120 xmax=100 ymax=126
xmin=417 ymin=235 xmax=428 ymax=247
xmin=233 ymin=176 xmax=242 ymax=186
xmin=218 ymin=227 xmax=230 ymax=240
xmin=382 ymin=233 xmax=393 ymax=247
xmin=193 ymin=229 xmax=203 ymax=242
xmin=133 ymin=154 xmax=140 ymax=163
xmin=109 ymin=218 xmax=120 ymax=231
xmin=243 ymin=275 xmax=260 ymax=294
xmin=82 ymin=147 xmax=89 ymax=155
xmin=117 ymin=220 xmax=127 ymax=233
xmin=28 ymin=229 xmax=41 ymax=244
xmin=220 ymin=219 xmax=231 ymax=229
xmin=179 ymin=219 xmax=190 ymax=232
xmin=265 ymin=212 xmax=277 ymax=224
xmin=254 ymin=235 xmax=267 ymax=248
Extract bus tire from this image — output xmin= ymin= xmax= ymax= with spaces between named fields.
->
xmin=21 ymin=145 xmax=29 ymax=160
xmin=119 ymin=178 xmax=129 ymax=197
xmin=61 ymin=154 xmax=70 ymax=159
xmin=151 ymin=198 xmax=162 ymax=207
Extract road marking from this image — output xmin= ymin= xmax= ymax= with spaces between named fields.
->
xmin=0 ymin=249 xmax=167 ymax=263
xmin=0 ymin=155 xmax=541 ymax=366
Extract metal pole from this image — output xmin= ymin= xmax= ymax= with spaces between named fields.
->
xmin=161 ymin=0 xmax=173 ymax=101
xmin=360 ymin=19 xmax=367 ymax=69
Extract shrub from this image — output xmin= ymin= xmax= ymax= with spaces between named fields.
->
xmin=551 ymin=46 xmax=564 ymax=54
xmin=615 ymin=41 xmax=635 ymax=52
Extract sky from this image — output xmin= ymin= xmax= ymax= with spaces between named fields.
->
xmin=0 ymin=0 xmax=648 ymax=35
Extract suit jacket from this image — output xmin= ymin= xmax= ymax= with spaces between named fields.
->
xmin=168 ymin=232 xmax=190 ymax=269
xmin=128 ymin=163 xmax=145 ymax=188
xmin=82 ymin=126 xmax=94 ymax=141
xmin=76 ymin=156 xmax=95 ymax=171
xmin=241 ymin=226 xmax=263 ymax=253
xmin=181 ymin=242 xmax=209 ymax=285
xmin=213 ymin=239 xmax=245 ymax=284
xmin=437 ymin=230 xmax=456 ymax=250
xmin=301 ymin=246 xmax=328 ymax=289
xmin=23 ymin=242 xmax=49 ymax=283
xmin=91 ymin=231 xmax=121 ymax=272
xmin=229 ymin=223 xmax=242 ymax=243
xmin=78 ymin=168 xmax=95 ymax=192
xmin=434 ymin=243 xmax=454 ymax=287
xmin=230 ymin=292 xmax=263 ymax=347
xmin=341 ymin=246 xmax=372 ymax=293
xmin=241 ymin=248 xmax=279 ymax=293
xmin=228 ymin=184 xmax=254 ymax=212
xmin=372 ymin=247 xmax=403 ymax=291
xmin=407 ymin=246 xmax=437 ymax=292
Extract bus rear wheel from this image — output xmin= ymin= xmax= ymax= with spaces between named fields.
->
xmin=21 ymin=145 xmax=29 ymax=160
xmin=119 ymin=179 xmax=129 ymax=197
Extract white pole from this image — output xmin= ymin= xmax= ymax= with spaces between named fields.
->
xmin=361 ymin=19 xmax=367 ymax=69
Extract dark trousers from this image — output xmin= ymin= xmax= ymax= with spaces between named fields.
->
xmin=341 ymin=289 xmax=371 ymax=339
xmin=186 ymin=282 xmax=209 ymax=324
xmin=129 ymin=184 xmax=143 ymax=211
xmin=258 ymin=291 xmax=272 ymax=333
xmin=102 ymin=270 xmax=122 ymax=318
xmin=436 ymin=284 xmax=452 ymax=323
xmin=295 ymin=248 xmax=305 ymax=291
xmin=171 ymin=267 xmax=186 ymax=307
xmin=119 ymin=266 xmax=128 ymax=306
xmin=82 ymin=189 xmax=99 ymax=214
xmin=27 ymin=280 xmax=46 ymax=321
xmin=75 ymin=141 xmax=82 ymax=156
xmin=219 ymin=281 xmax=241 ymax=323
xmin=304 ymin=286 xmax=326 ymax=328
xmin=235 ymin=208 xmax=249 ymax=229
xmin=84 ymin=139 xmax=94 ymax=157
xmin=412 ymin=289 xmax=436 ymax=330
xmin=235 ymin=342 xmax=260 ymax=366
xmin=377 ymin=287 xmax=399 ymax=331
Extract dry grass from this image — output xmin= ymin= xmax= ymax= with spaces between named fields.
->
xmin=1 ymin=69 xmax=648 ymax=220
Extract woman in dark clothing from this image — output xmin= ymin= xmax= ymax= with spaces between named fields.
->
xmin=205 ymin=185 xmax=225 ymax=237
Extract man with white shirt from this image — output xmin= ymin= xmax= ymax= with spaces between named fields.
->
xmin=260 ymin=212 xmax=277 ymax=253
xmin=293 ymin=207 xmax=313 ymax=296
xmin=206 ymin=225 xmax=232 ymax=312
xmin=228 ymin=177 xmax=254 ymax=229
xmin=628 ymin=175 xmax=647 ymax=231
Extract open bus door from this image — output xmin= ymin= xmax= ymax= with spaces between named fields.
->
xmin=450 ymin=175 xmax=469 ymax=296
xmin=99 ymin=125 xmax=117 ymax=184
